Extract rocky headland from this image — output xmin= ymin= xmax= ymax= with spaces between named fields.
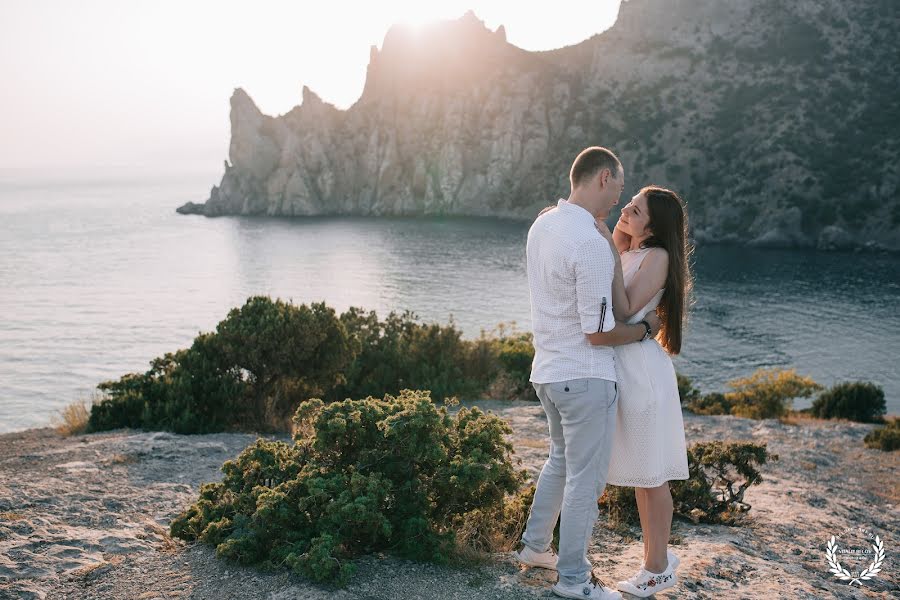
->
xmin=177 ymin=0 xmax=900 ymax=251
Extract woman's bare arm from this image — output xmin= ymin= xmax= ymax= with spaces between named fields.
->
xmin=599 ymin=233 xmax=669 ymax=320
xmin=610 ymin=253 xmax=630 ymax=321
xmin=623 ymin=248 xmax=669 ymax=315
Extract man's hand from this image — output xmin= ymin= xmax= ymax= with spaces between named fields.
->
xmin=643 ymin=310 xmax=661 ymax=336
xmin=538 ymin=205 xmax=556 ymax=217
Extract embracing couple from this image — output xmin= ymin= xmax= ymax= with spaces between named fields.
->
xmin=514 ymin=146 xmax=692 ymax=599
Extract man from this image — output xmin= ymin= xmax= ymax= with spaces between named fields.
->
xmin=515 ymin=147 xmax=660 ymax=600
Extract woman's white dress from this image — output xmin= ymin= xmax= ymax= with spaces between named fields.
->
xmin=606 ymin=247 xmax=690 ymax=488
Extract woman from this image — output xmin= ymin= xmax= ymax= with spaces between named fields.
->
xmin=594 ymin=186 xmax=692 ymax=598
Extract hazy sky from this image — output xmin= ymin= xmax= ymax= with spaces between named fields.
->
xmin=0 ymin=1 xmax=622 ymax=173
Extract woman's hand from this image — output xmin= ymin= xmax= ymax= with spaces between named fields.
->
xmin=538 ymin=205 xmax=556 ymax=218
xmin=594 ymin=218 xmax=614 ymax=242
xmin=642 ymin=310 xmax=662 ymax=337
xmin=612 ymin=219 xmax=632 ymax=254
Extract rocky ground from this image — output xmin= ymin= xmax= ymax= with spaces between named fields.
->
xmin=1 ymin=400 xmax=897 ymax=599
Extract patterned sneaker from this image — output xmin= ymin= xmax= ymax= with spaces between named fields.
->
xmin=553 ymin=573 xmax=622 ymax=600
xmin=616 ymin=563 xmax=677 ymax=598
xmin=513 ymin=544 xmax=558 ymax=570
xmin=640 ymin=549 xmax=680 ymax=571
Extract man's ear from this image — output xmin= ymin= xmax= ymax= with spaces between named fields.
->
xmin=598 ymin=168 xmax=609 ymax=188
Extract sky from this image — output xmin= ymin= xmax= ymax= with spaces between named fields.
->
xmin=0 ymin=1 xmax=622 ymax=174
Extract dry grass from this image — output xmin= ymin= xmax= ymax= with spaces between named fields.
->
xmin=53 ymin=398 xmax=90 ymax=436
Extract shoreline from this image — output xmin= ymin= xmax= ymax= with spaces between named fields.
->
xmin=174 ymin=209 xmax=900 ymax=254
xmin=2 ymin=401 xmax=897 ymax=599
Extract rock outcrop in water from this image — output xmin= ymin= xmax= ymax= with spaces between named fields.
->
xmin=177 ymin=1 xmax=900 ymax=251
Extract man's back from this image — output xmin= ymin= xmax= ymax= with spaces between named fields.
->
xmin=527 ymin=200 xmax=617 ymax=384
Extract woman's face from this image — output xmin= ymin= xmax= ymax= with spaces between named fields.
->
xmin=618 ymin=192 xmax=652 ymax=238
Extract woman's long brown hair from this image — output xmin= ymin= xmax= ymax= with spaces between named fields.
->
xmin=638 ymin=186 xmax=693 ymax=354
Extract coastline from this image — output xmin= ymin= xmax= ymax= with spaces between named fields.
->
xmin=1 ymin=401 xmax=897 ymax=599
xmin=174 ymin=209 xmax=900 ymax=254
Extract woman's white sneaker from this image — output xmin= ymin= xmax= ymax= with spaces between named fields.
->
xmin=616 ymin=563 xmax=677 ymax=598
xmin=640 ymin=549 xmax=680 ymax=571
xmin=513 ymin=544 xmax=558 ymax=570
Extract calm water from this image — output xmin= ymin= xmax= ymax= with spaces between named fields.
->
xmin=1 ymin=172 xmax=898 ymax=433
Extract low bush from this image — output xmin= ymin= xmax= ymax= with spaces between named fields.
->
xmin=683 ymin=368 xmax=822 ymax=419
xmin=811 ymin=381 xmax=886 ymax=423
xmin=684 ymin=392 xmax=731 ymax=415
xmin=90 ymin=299 xmax=536 ymax=434
xmin=335 ymin=308 xmax=484 ymax=402
xmin=676 ymin=373 xmax=701 ymax=405
xmin=90 ymin=298 xmax=350 ymax=433
xmin=724 ymin=368 xmax=822 ymax=419
xmin=599 ymin=440 xmax=777 ymax=526
xmin=170 ymin=390 xmax=527 ymax=585
xmin=54 ymin=398 xmax=91 ymax=436
xmin=864 ymin=418 xmax=899 ymax=452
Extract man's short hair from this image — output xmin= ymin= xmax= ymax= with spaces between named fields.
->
xmin=569 ymin=146 xmax=621 ymax=188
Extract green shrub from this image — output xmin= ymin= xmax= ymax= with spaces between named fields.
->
xmin=479 ymin=325 xmax=536 ymax=401
xmin=864 ymin=418 xmax=899 ymax=451
xmin=599 ymin=441 xmax=777 ymax=526
xmin=90 ymin=297 xmax=352 ymax=433
xmin=676 ymin=373 xmax=701 ymax=405
xmin=335 ymin=308 xmax=488 ymax=402
xmin=683 ymin=369 xmax=822 ymax=419
xmin=683 ymin=368 xmax=822 ymax=419
xmin=684 ymin=392 xmax=732 ymax=415
xmin=811 ymin=381 xmax=886 ymax=423
xmin=598 ymin=484 xmax=641 ymax=527
xmin=725 ymin=368 xmax=822 ymax=419
xmin=170 ymin=390 xmax=527 ymax=585
xmin=90 ymin=299 xmax=538 ymax=434
xmin=673 ymin=440 xmax=777 ymax=522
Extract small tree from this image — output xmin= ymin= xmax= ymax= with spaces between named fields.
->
xmin=673 ymin=441 xmax=777 ymax=519
xmin=600 ymin=441 xmax=777 ymax=526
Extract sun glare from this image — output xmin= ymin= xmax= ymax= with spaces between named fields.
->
xmin=386 ymin=1 xmax=467 ymax=30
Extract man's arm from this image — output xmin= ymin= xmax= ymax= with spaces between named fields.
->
xmin=574 ymin=236 xmax=617 ymax=337
xmin=586 ymin=311 xmax=660 ymax=346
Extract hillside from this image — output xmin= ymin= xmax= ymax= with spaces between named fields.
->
xmin=177 ymin=0 xmax=900 ymax=251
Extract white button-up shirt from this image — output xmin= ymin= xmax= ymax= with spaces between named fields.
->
xmin=527 ymin=199 xmax=617 ymax=384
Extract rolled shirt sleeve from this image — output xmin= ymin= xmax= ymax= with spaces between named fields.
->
xmin=574 ymin=236 xmax=616 ymax=334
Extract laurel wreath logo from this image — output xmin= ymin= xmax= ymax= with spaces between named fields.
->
xmin=826 ymin=535 xmax=885 ymax=586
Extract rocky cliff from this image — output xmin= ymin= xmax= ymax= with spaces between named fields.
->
xmin=177 ymin=0 xmax=900 ymax=251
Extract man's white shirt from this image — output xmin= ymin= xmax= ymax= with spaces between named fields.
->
xmin=527 ymin=199 xmax=617 ymax=384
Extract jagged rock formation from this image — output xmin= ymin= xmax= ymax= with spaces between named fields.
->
xmin=177 ymin=1 xmax=900 ymax=250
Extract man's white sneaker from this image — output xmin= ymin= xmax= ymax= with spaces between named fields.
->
xmin=616 ymin=563 xmax=677 ymax=598
xmin=640 ymin=549 xmax=680 ymax=571
xmin=552 ymin=573 xmax=622 ymax=600
xmin=513 ymin=544 xmax=558 ymax=570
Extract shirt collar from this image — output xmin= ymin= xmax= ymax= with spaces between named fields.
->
xmin=557 ymin=199 xmax=597 ymax=226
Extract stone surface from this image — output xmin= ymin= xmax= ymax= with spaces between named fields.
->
xmin=1 ymin=403 xmax=897 ymax=598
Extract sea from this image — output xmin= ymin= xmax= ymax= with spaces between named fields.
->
xmin=1 ymin=169 xmax=898 ymax=433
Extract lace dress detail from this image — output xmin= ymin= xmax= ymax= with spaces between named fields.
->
xmin=606 ymin=247 xmax=689 ymax=488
